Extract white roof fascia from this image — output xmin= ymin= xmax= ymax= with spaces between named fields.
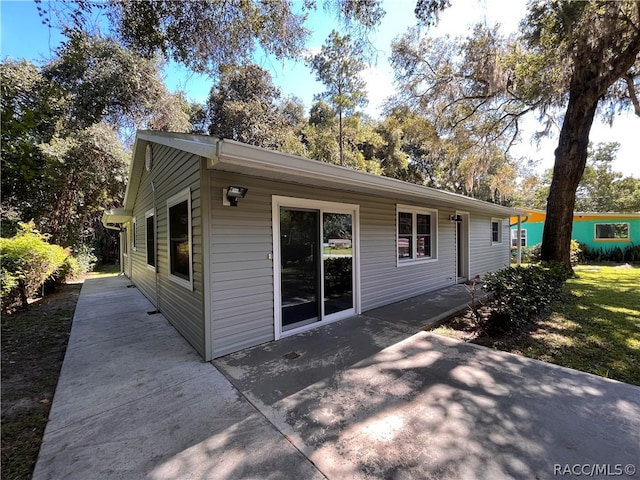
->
xmin=211 ymin=138 xmax=523 ymax=218
xmin=573 ymin=212 xmax=640 ymax=217
xmin=136 ymin=130 xmax=219 ymax=159
xmin=122 ymin=131 xmax=220 ymax=211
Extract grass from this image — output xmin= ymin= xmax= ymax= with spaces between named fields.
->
xmin=433 ymin=264 xmax=640 ymax=385
xmin=87 ymin=263 xmax=121 ymax=279
xmin=1 ymin=264 xmax=119 ymax=480
xmin=323 ymin=247 xmax=353 ymax=255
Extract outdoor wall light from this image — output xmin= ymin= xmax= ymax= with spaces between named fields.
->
xmin=450 ymin=214 xmax=463 ymax=222
xmin=225 ymin=186 xmax=248 ymax=207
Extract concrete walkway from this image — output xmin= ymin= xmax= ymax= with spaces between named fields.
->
xmin=33 ymin=275 xmax=323 ymax=480
xmin=34 ymin=275 xmax=640 ymax=479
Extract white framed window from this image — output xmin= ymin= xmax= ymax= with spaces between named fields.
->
xmin=122 ymin=228 xmax=128 ymax=256
xmin=131 ymin=217 xmax=137 ymax=251
xmin=511 ymin=228 xmax=527 ymax=247
xmin=145 ymin=209 xmax=155 ymax=268
xmin=397 ymin=205 xmax=437 ymax=264
xmin=594 ymin=223 xmax=630 ymax=240
xmin=491 ymin=218 xmax=503 ymax=244
xmin=167 ymin=188 xmax=192 ymax=290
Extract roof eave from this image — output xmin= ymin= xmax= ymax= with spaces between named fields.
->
xmin=211 ymin=139 xmax=524 ymax=217
xmin=102 ymin=207 xmax=133 ymax=228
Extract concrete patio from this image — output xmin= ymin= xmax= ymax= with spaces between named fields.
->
xmin=34 ymin=274 xmax=640 ymax=479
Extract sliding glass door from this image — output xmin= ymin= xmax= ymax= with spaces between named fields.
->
xmin=275 ymin=198 xmax=358 ymax=336
xmin=280 ymin=208 xmax=320 ymax=328
xmin=322 ymin=212 xmax=353 ymax=316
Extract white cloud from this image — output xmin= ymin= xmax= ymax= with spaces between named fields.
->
xmin=360 ymin=65 xmax=395 ymax=118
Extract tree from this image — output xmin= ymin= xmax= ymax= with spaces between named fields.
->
xmin=404 ymin=0 xmax=640 ymax=267
xmin=388 ymin=27 xmax=523 ymax=202
xmin=1 ymin=33 xmax=193 ymax=248
xmin=533 ymin=142 xmax=640 ymax=213
xmin=308 ymin=30 xmax=368 ymax=166
xmin=37 ymin=124 xmax=127 ymax=244
xmin=1 ymin=60 xmax=66 ymax=221
xmin=43 ymin=30 xmax=191 ymax=140
xmin=525 ymin=1 xmax=640 ymax=266
xmin=575 ymin=143 xmax=622 ymax=212
xmin=207 ymin=63 xmax=306 ymax=154
xmin=37 ymin=0 xmax=386 ymax=75
xmin=303 ymin=101 xmax=383 ymax=172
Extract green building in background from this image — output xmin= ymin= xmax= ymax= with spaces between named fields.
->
xmin=510 ymin=209 xmax=640 ymax=253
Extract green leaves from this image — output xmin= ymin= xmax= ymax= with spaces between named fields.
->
xmin=483 ymin=262 xmax=571 ymax=330
xmin=207 ymin=63 xmax=306 ymax=153
xmin=0 ymin=223 xmax=68 ymax=309
xmin=308 ymin=30 xmax=369 ymax=165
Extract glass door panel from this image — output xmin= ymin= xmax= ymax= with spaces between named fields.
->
xmin=322 ymin=212 xmax=353 ymax=316
xmin=280 ymin=208 xmax=320 ymax=329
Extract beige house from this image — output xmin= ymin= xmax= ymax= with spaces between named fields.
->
xmin=103 ymin=131 xmax=523 ymax=361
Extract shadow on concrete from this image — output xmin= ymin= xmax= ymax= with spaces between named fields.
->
xmin=33 ymin=275 xmax=323 ymax=480
xmin=215 ymin=304 xmax=640 ymax=479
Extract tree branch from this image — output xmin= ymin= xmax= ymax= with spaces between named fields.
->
xmin=624 ymin=72 xmax=640 ymax=117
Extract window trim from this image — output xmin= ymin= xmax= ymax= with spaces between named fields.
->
xmin=396 ymin=204 xmax=438 ymax=266
xmin=167 ymin=188 xmax=193 ymax=291
xmin=594 ymin=222 xmax=630 ymax=242
xmin=145 ymin=209 xmax=156 ymax=270
xmin=491 ymin=218 xmax=503 ymax=245
xmin=511 ymin=228 xmax=527 ymax=247
xmin=131 ymin=217 xmax=137 ymax=251
xmin=122 ymin=227 xmax=128 ymax=256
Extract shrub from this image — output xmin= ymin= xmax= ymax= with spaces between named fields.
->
xmin=510 ymin=245 xmax=536 ymax=263
xmin=515 ymin=241 xmax=581 ymax=266
xmin=483 ymin=262 xmax=571 ymax=332
xmin=569 ymin=240 xmax=582 ymax=266
xmin=72 ymin=243 xmax=98 ymax=274
xmin=1 ymin=268 xmax=18 ymax=305
xmin=50 ymin=255 xmax=82 ymax=287
xmin=324 ymin=257 xmax=352 ymax=293
xmin=529 ymin=243 xmax=542 ymax=263
xmin=0 ymin=223 xmax=68 ymax=309
xmin=580 ymin=243 xmax=640 ymax=264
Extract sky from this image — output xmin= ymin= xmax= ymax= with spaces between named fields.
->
xmin=2 ymin=0 xmax=639 ymax=178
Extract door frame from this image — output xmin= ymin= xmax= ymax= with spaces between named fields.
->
xmin=456 ymin=211 xmax=470 ymax=282
xmin=272 ymin=195 xmax=360 ymax=340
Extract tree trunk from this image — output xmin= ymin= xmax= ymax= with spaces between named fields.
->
xmin=338 ymin=107 xmax=344 ymax=166
xmin=540 ymin=82 xmax=598 ymax=268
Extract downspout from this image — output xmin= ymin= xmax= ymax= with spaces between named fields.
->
xmin=510 ymin=213 xmax=530 ymax=265
xmin=119 ymin=228 xmax=124 ymax=274
xmin=517 ymin=215 xmax=522 ymax=266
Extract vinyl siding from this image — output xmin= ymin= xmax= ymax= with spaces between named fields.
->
xmin=207 ymin=171 xmax=511 ymax=358
xmin=469 ymin=216 xmax=511 ymax=276
xmin=129 ymin=144 xmax=205 ymax=357
xmin=209 ymin=173 xmax=276 ymax=357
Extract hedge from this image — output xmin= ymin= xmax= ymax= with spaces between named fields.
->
xmin=1 ymin=223 xmax=68 ymax=310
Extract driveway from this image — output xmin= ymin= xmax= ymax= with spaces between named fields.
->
xmin=215 ymin=319 xmax=640 ymax=480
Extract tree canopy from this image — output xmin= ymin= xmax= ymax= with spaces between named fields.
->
xmin=206 ymin=63 xmax=306 ymax=154
xmin=37 ymin=0 xmax=387 ymax=75
xmin=1 ymin=32 xmax=192 ymax=249
xmin=308 ymin=30 xmax=369 ymax=166
xmin=390 ymin=0 xmax=640 ymax=266
xmin=9 ymin=0 xmax=638 ymax=269
xmin=535 ymin=142 xmax=640 ymax=213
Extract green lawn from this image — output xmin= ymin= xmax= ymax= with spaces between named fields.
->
xmin=435 ymin=265 xmax=640 ymax=385
xmin=87 ymin=263 xmax=121 ymax=278
xmin=323 ymin=246 xmax=352 ymax=255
